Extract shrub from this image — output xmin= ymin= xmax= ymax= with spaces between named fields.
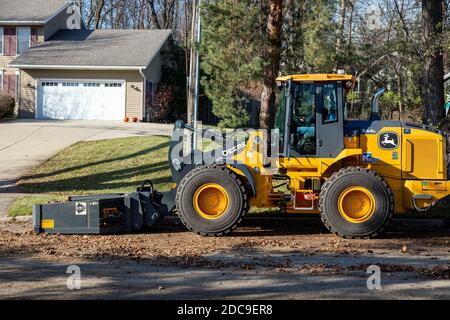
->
xmin=0 ymin=94 xmax=15 ymax=119
xmin=146 ymin=85 xmax=175 ymax=123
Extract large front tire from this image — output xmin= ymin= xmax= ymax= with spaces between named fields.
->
xmin=319 ymin=167 xmax=394 ymax=239
xmin=176 ymin=165 xmax=249 ymax=236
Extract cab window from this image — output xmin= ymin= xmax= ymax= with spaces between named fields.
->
xmin=290 ymin=84 xmax=316 ymax=156
xmin=323 ymin=83 xmax=338 ymax=123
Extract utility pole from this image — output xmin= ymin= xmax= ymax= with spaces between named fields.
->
xmin=187 ymin=0 xmax=201 ymax=127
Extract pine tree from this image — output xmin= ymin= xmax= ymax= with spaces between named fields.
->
xmin=200 ymin=0 xmax=264 ymax=128
xmin=303 ymin=0 xmax=337 ymax=72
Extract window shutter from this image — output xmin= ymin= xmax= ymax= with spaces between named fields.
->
xmin=4 ymin=28 xmax=16 ymax=56
xmin=4 ymin=75 xmax=16 ymax=98
xmin=4 ymin=29 xmax=9 ymax=55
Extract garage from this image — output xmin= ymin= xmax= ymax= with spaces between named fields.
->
xmin=11 ymin=29 xmax=173 ymax=120
xmin=36 ymin=79 xmax=126 ymax=120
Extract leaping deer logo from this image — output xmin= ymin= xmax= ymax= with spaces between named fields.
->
xmin=379 ymin=133 xmax=399 ymax=149
xmin=382 ymin=134 xmax=397 ymax=147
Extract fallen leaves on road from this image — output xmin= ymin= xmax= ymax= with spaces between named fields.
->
xmin=1 ymin=219 xmax=449 ymax=278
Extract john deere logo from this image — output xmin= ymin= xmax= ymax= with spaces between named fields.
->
xmin=378 ymin=132 xmax=399 ymax=150
xmin=75 ymin=202 xmax=87 ymax=216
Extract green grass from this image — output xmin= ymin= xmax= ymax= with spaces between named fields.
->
xmin=9 ymin=195 xmax=67 ymax=217
xmin=9 ymin=136 xmax=172 ymax=216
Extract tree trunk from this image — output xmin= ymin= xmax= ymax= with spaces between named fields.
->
xmin=94 ymin=0 xmax=105 ymax=29
xmin=347 ymin=1 xmax=355 ymax=49
xmin=147 ymin=0 xmax=162 ymax=29
xmin=260 ymin=0 xmax=283 ymax=129
xmin=336 ymin=0 xmax=347 ymax=55
xmin=422 ymin=0 xmax=445 ymax=126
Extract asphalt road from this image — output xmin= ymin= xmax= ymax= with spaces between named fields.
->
xmin=1 ymin=254 xmax=449 ymax=300
xmin=1 ymin=218 xmax=449 ymax=300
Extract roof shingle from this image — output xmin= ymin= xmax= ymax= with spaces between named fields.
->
xmin=11 ymin=29 xmax=173 ymax=69
xmin=0 ymin=0 xmax=69 ymax=23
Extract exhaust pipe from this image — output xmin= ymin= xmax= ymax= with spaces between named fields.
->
xmin=369 ymin=88 xmax=385 ymax=121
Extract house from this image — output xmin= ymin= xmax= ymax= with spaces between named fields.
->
xmin=0 ymin=0 xmax=79 ymax=108
xmin=1 ymin=0 xmax=173 ymax=121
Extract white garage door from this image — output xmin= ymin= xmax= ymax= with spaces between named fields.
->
xmin=37 ymin=80 xmax=126 ymax=120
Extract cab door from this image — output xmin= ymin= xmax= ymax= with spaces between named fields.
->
xmin=316 ymin=82 xmax=345 ymax=158
xmin=288 ymin=83 xmax=317 ymax=157
xmin=287 ymin=81 xmax=344 ymax=159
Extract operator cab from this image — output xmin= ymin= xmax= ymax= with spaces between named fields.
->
xmin=275 ymin=74 xmax=355 ymax=159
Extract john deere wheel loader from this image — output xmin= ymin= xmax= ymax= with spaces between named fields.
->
xmin=34 ymin=73 xmax=450 ymax=239
xmin=167 ymin=74 xmax=450 ymax=239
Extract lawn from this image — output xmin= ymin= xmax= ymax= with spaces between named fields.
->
xmin=9 ymin=136 xmax=172 ymax=217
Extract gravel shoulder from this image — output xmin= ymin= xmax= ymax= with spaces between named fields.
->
xmin=1 ymin=218 xmax=449 ymax=300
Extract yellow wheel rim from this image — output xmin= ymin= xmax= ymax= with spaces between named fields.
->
xmin=338 ymin=187 xmax=375 ymax=223
xmin=193 ymin=183 xmax=229 ymax=220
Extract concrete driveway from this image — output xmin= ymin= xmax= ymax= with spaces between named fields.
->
xmin=0 ymin=120 xmax=173 ymax=215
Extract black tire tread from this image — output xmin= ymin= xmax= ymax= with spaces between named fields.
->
xmin=319 ymin=166 xmax=395 ymax=239
xmin=176 ymin=165 xmax=249 ymax=237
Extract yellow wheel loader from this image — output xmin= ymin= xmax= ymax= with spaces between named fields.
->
xmin=34 ymin=73 xmax=450 ymax=239
xmin=169 ymin=74 xmax=450 ymax=239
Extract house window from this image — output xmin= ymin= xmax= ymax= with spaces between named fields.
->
xmin=83 ymin=82 xmax=100 ymax=87
xmin=0 ymin=27 xmax=4 ymax=55
xmin=42 ymin=82 xmax=58 ymax=87
xmin=62 ymin=82 xmax=79 ymax=87
xmin=17 ymin=27 xmax=31 ymax=54
xmin=105 ymin=83 xmax=122 ymax=88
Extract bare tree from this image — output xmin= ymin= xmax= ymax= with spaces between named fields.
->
xmin=94 ymin=0 xmax=105 ymax=28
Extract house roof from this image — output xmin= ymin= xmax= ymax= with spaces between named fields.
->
xmin=10 ymin=29 xmax=173 ymax=70
xmin=0 ymin=0 xmax=70 ymax=24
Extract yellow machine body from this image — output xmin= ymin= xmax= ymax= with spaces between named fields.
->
xmin=229 ymin=74 xmax=450 ymax=215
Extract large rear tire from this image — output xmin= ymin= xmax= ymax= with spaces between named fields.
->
xmin=319 ymin=167 xmax=394 ymax=239
xmin=176 ymin=165 xmax=249 ymax=236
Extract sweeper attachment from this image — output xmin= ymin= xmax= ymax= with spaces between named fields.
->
xmin=33 ymin=181 xmax=169 ymax=234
